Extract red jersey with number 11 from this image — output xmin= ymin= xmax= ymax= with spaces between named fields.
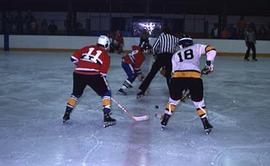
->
xmin=71 ymin=45 xmax=110 ymax=76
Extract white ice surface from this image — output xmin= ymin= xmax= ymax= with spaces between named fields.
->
xmin=0 ymin=51 xmax=270 ymax=166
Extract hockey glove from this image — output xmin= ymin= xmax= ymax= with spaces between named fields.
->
xmin=137 ymin=74 xmax=144 ymax=81
xmin=201 ymin=61 xmax=214 ymax=75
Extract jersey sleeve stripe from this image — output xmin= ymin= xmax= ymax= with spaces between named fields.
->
xmin=205 ymin=45 xmax=216 ymax=53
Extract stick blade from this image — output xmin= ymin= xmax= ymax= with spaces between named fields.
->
xmin=133 ymin=115 xmax=149 ymax=121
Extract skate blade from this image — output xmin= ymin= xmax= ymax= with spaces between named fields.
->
xmin=161 ymin=125 xmax=167 ymax=131
xmin=62 ymin=118 xmax=70 ymax=123
xmin=103 ymin=122 xmax=116 ymax=128
xmin=117 ymin=91 xmax=127 ymax=95
xmin=204 ymin=128 xmax=212 ymax=135
xmin=136 ymin=95 xmax=144 ymax=100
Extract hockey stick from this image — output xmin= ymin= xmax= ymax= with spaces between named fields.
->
xmin=180 ymin=71 xmax=209 ymax=101
xmin=111 ymin=97 xmax=149 ymax=121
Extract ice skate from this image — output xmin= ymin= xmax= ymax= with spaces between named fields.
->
xmin=103 ymin=113 xmax=116 ymax=128
xmin=63 ymin=110 xmax=71 ymax=123
xmin=136 ymin=90 xmax=145 ymax=99
xmin=123 ymin=80 xmax=133 ymax=88
xmin=244 ymin=57 xmax=249 ymax=61
xmin=118 ymin=88 xmax=127 ymax=95
xmin=201 ymin=117 xmax=213 ymax=134
xmin=160 ymin=113 xmax=171 ymax=130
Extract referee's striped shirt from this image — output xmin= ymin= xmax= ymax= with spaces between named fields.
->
xmin=152 ymin=32 xmax=179 ymax=54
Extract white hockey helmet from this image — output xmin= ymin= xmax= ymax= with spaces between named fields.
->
xmin=178 ymin=34 xmax=193 ymax=48
xmin=97 ymin=35 xmax=110 ymax=50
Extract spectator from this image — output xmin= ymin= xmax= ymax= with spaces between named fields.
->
xmin=75 ymin=22 xmax=84 ymax=35
xmin=7 ymin=12 xmax=16 ymax=34
xmin=249 ymin=22 xmax=257 ymax=33
xmin=48 ymin=20 xmax=58 ymax=35
xmin=24 ymin=10 xmax=34 ymax=34
xmin=108 ymin=31 xmax=115 ymax=53
xmin=267 ymin=22 xmax=270 ymax=39
xmin=228 ymin=24 xmax=238 ymax=39
xmin=64 ymin=12 xmax=74 ymax=35
xmin=258 ymin=25 xmax=267 ymax=40
xmin=14 ymin=11 xmax=24 ymax=34
xmin=30 ymin=18 xmax=39 ymax=34
xmin=237 ymin=16 xmax=247 ymax=38
xmin=210 ymin=23 xmax=219 ymax=38
xmin=220 ymin=26 xmax=230 ymax=39
xmin=40 ymin=19 xmax=48 ymax=34
xmin=113 ymin=30 xmax=124 ymax=54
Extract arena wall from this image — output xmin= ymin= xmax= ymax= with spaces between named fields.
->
xmin=0 ymin=35 xmax=269 ymax=56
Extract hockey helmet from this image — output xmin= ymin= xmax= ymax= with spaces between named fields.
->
xmin=97 ymin=35 xmax=110 ymax=50
xmin=178 ymin=34 xmax=193 ymax=48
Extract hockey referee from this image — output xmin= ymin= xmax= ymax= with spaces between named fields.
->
xmin=137 ymin=26 xmax=179 ymax=98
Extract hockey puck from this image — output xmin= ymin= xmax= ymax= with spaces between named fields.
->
xmin=155 ymin=105 xmax=159 ymax=109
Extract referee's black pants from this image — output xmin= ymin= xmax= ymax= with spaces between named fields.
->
xmin=139 ymin=52 xmax=172 ymax=93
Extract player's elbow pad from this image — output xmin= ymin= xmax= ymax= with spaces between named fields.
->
xmin=71 ymin=56 xmax=78 ymax=64
xmin=206 ymin=50 xmax=216 ymax=61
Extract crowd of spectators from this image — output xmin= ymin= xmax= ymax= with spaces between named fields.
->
xmin=1 ymin=11 xmax=85 ymax=35
xmin=1 ymin=11 xmax=270 ymax=40
xmin=2 ymin=11 xmax=59 ymax=35
xmin=209 ymin=16 xmax=270 ymax=40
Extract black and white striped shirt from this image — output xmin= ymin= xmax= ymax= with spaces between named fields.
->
xmin=152 ymin=33 xmax=179 ymax=54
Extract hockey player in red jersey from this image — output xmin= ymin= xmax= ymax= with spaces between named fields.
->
xmin=160 ymin=35 xmax=216 ymax=134
xmin=118 ymin=45 xmax=145 ymax=95
xmin=63 ymin=35 xmax=116 ymax=128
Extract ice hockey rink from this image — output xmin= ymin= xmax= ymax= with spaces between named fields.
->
xmin=0 ymin=51 xmax=270 ymax=166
